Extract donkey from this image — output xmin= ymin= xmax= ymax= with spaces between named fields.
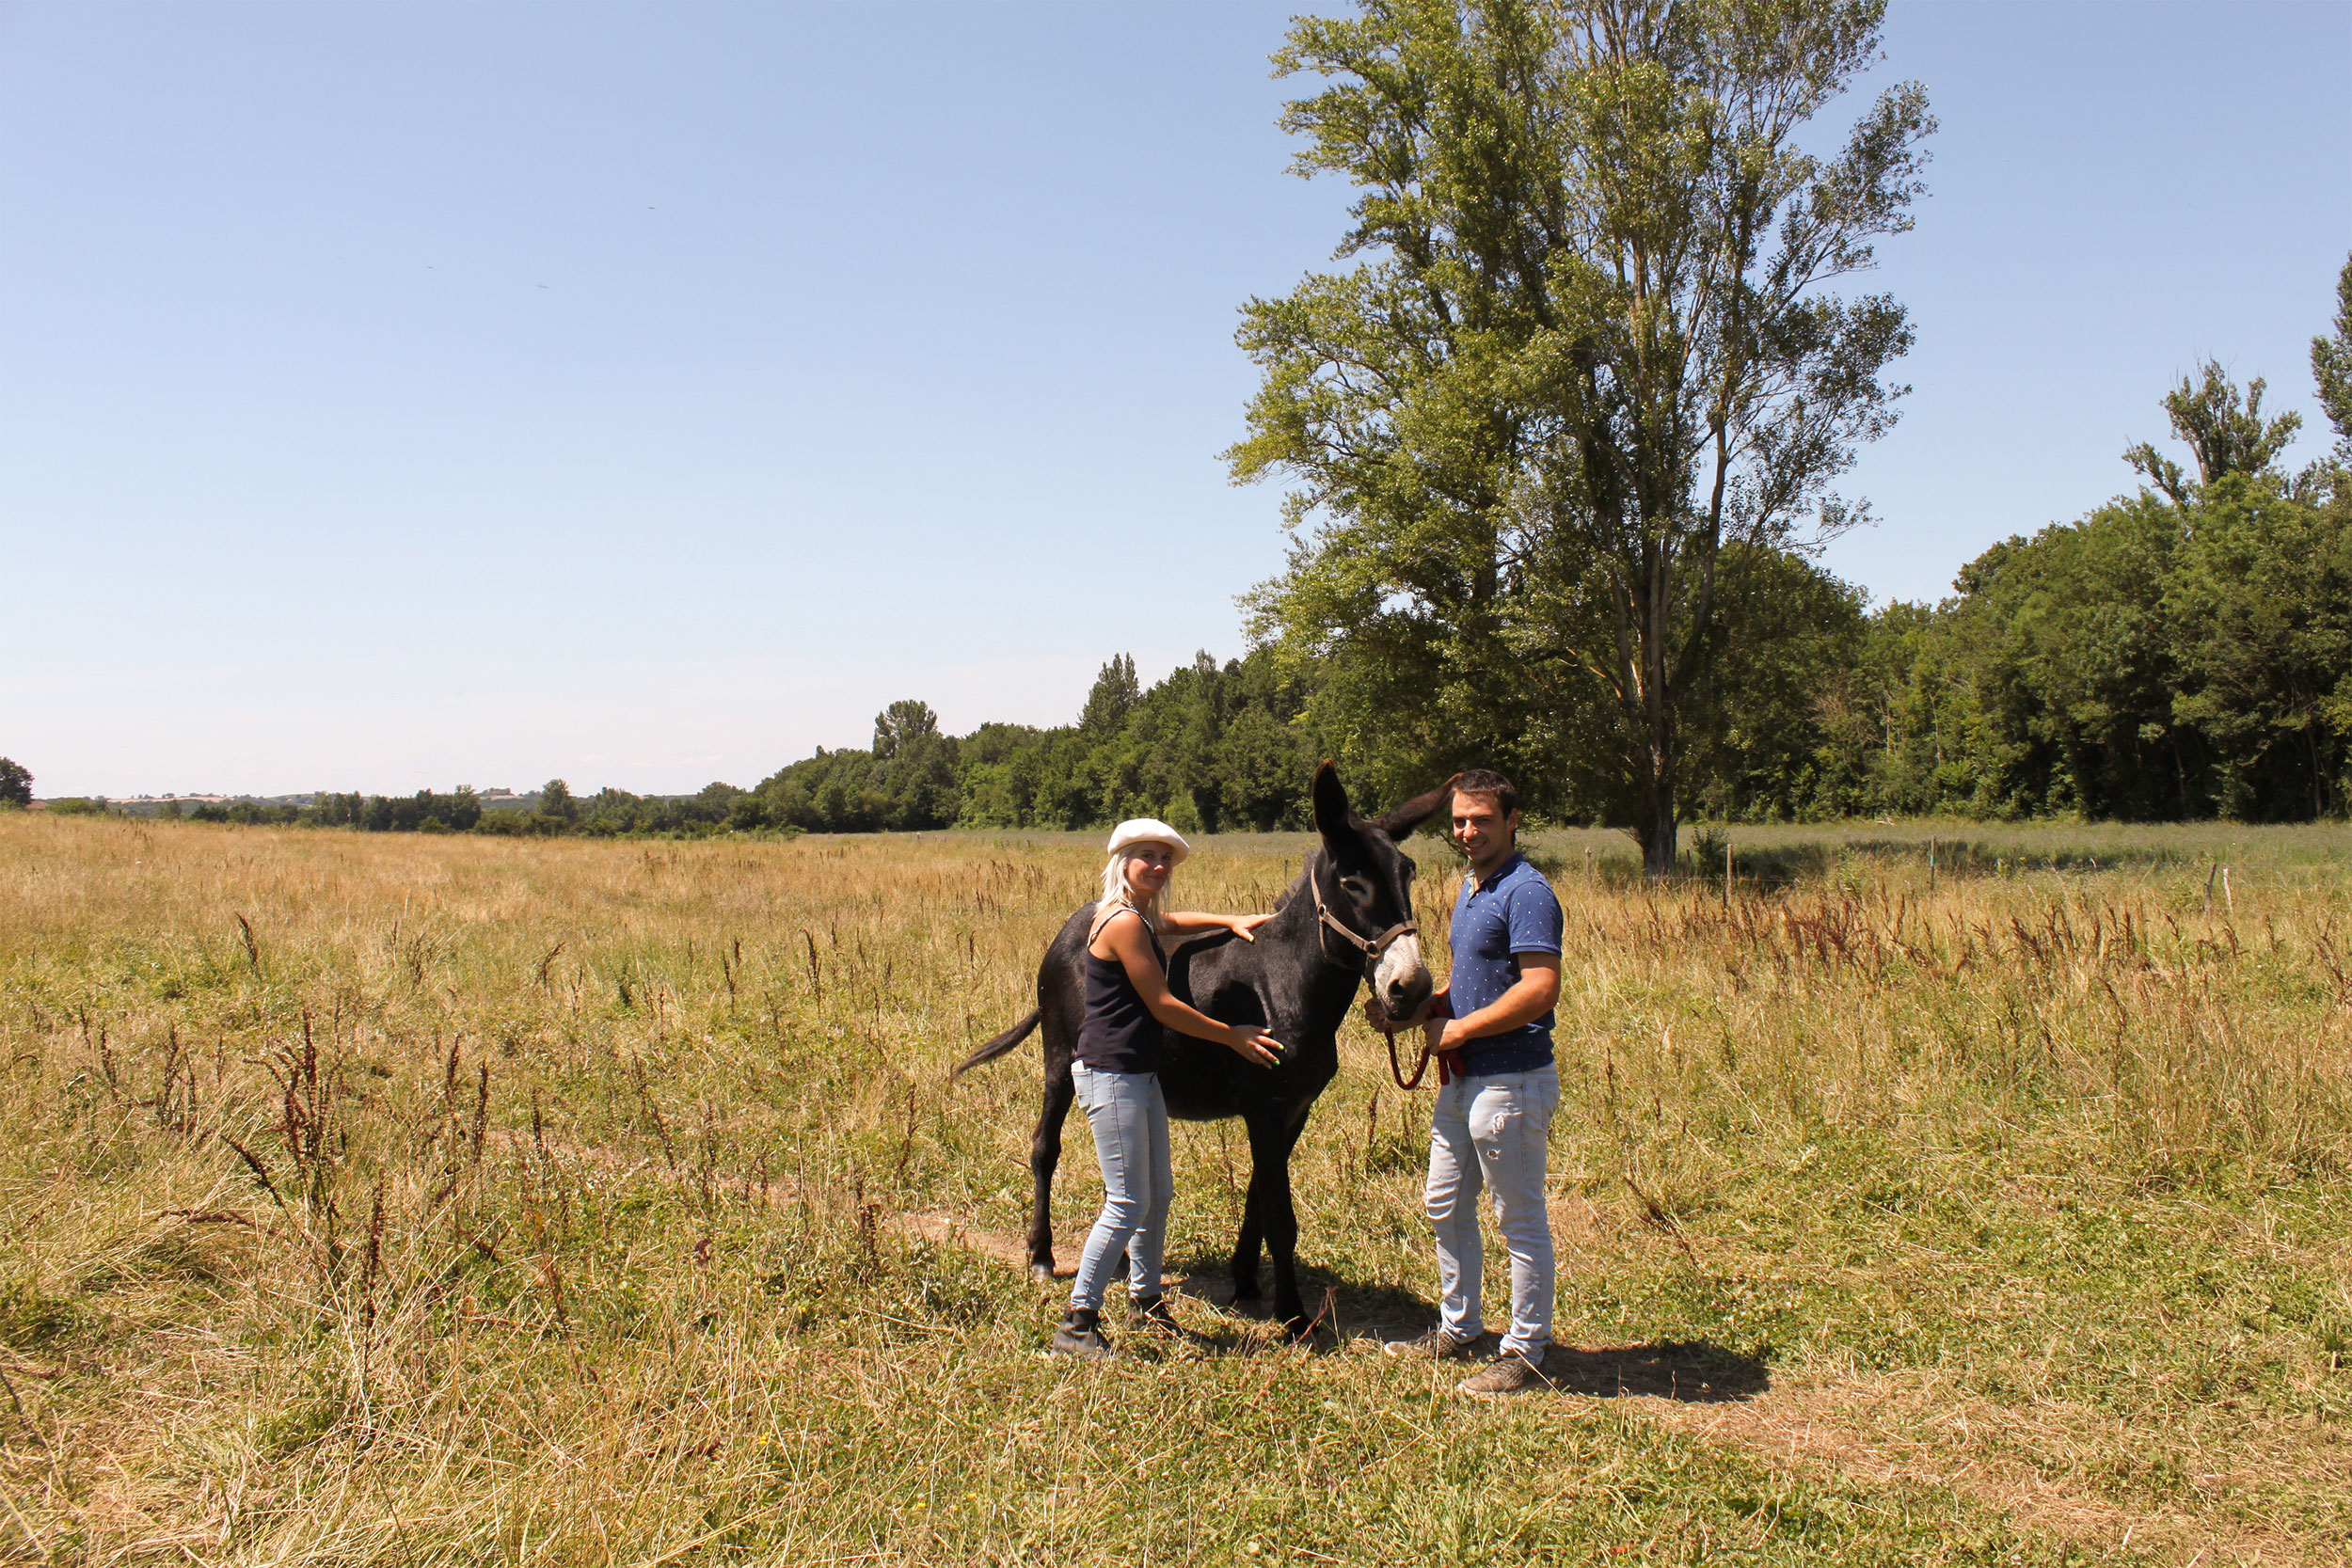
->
xmin=955 ymin=763 xmax=1449 ymax=1335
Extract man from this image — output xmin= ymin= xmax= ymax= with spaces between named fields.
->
xmin=1377 ymin=768 xmax=1564 ymax=1396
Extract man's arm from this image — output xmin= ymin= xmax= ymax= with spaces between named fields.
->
xmin=1426 ymin=954 xmax=1560 ymax=1052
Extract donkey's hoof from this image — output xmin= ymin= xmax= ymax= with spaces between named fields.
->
xmin=1027 ymin=1263 xmax=1057 ymax=1285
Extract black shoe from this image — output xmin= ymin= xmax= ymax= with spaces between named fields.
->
xmin=1130 ymin=1292 xmax=1189 ymax=1338
xmin=1050 ymin=1306 xmax=1114 ymax=1360
xmin=1381 ymin=1324 xmax=1480 ymax=1361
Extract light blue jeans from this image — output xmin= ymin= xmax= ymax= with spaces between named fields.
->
xmin=1069 ymin=1065 xmax=1172 ymax=1312
xmin=1426 ymin=1064 xmax=1560 ymax=1358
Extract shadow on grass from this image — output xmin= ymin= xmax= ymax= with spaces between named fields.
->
xmin=1156 ymin=1255 xmax=1769 ymax=1402
xmin=1538 ymin=1339 xmax=1769 ymax=1403
xmin=1160 ymin=1253 xmax=1435 ymax=1345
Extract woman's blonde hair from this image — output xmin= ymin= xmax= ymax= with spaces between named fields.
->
xmin=1096 ymin=845 xmax=1169 ymax=935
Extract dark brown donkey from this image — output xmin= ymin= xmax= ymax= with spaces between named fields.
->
xmin=956 ymin=763 xmax=1447 ymax=1335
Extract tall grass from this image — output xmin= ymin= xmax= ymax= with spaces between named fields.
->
xmin=2 ymin=815 xmax=2345 ymax=1565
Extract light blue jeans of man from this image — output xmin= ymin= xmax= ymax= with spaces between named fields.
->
xmin=1426 ymin=1064 xmax=1560 ymax=1359
xmin=1069 ymin=1065 xmax=1172 ymax=1312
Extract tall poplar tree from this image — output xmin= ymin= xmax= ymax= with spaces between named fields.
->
xmin=1231 ymin=0 xmax=1931 ymax=871
xmin=2123 ymin=361 xmax=2303 ymax=508
xmin=2314 ymin=251 xmax=2352 ymax=467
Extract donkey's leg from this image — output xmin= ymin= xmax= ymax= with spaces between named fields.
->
xmin=1229 ymin=1180 xmax=1264 ymax=1306
xmin=1026 ymin=1069 xmax=1076 ymax=1281
xmin=1249 ymin=1115 xmax=1314 ymax=1337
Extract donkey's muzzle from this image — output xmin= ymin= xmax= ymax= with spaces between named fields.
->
xmin=1376 ymin=973 xmax=1436 ymax=1027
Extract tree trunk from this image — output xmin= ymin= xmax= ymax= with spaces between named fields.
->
xmin=1640 ymin=784 xmax=1677 ymax=877
xmin=1615 ymin=543 xmax=1683 ymax=879
xmin=2310 ymin=725 xmax=2326 ymax=821
xmin=1633 ymin=701 xmax=1678 ymax=877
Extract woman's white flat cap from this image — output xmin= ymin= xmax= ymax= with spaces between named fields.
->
xmin=1105 ymin=818 xmax=1190 ymax=865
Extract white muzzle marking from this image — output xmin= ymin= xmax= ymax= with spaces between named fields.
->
xmin=1373 ymin=933 xmax=1425 ymax=1003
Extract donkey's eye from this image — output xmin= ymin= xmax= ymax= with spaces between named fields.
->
xmin=1341 ymin=876 xmax=1371 ymax=899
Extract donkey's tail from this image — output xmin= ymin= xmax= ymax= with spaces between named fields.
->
xmin=954 ymin=1008 xmax=1041 ymax=1075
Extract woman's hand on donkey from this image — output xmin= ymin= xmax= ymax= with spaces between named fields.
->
xmin=1224 ymin=1024 xmax=1285 ymax=1068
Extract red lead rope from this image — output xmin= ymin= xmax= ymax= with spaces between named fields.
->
xmin=1383 ymin=1025 xmax=1433 ymax=1089
xmin=1379 ymin=993 xmax=1456 ymax=1090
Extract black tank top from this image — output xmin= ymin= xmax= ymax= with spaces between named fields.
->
xmin=1075 ymin=907 xmax=1165 ymax=1074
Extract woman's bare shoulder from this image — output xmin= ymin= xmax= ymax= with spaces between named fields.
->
xmin=1089 ymin=904 xmax=1149 ymax=948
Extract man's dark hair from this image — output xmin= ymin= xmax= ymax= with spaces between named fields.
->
xmin=1450 ymin=768 xmax=1517 ymax=817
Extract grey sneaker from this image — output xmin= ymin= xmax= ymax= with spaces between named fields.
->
xmin=1455 ymin=1349 xmax=1550 ymax=1397
xmin=1050 ymin=1307 xmax=1114 ymax=1360
xmin=1381 ymin=1325 xmax=1479 ymax=1361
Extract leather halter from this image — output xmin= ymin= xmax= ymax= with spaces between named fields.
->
xmin=1310 ymin=863 xmax=1450 ymax=1090
xmin=1309 ymin=867 xmax=1417 ymax=978
xmin=1310 ymin=863 xmax=1440 ymax=1090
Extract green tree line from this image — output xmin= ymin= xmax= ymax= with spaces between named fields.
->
xmin=739 ymin=650 xmax=1327 ymax=833
xmin=1700 ymin=270 xmax=2352 ymax=827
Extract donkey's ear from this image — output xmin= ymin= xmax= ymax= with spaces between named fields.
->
xmin=1374 ymin=774 xmax=1459 ymax=840
xmin=1310 ymin=761 xmax=1352 ymax=841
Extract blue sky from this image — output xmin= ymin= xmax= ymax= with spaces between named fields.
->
xmin=4 ymin=1 xmax=2346 ymax=799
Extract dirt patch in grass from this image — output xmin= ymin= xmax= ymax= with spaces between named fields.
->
xmin=1636 ymin=1370 xmax=2343 ymax=1567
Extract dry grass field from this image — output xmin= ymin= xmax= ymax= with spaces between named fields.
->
xmin=3 ymin=812 xmax=2347 ymax=1566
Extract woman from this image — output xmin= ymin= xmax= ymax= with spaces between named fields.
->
xmin=1051 ymin=818 xmax=1284 ymax=1359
